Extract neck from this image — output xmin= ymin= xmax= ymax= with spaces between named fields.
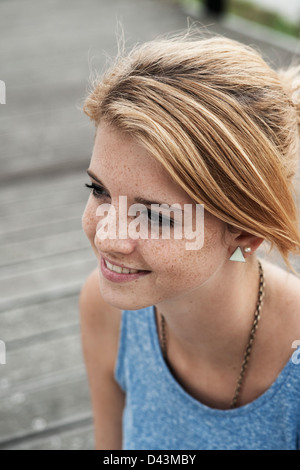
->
xmin=155 ymin=257 xmax=264 ymax=368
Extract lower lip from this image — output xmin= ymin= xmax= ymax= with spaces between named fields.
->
xmin=100 ymin=257 xmax=151 ymax=283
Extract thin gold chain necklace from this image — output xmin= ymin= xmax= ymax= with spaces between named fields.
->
xmin=159 ymin=260 xmax=265 ymax=409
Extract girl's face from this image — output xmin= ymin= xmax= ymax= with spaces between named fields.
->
xmin=82 ymin=122 xmax=230 ymax=310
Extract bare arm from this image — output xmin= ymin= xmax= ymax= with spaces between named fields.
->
xmin=79 ymin=267 xmax=125 ymax=450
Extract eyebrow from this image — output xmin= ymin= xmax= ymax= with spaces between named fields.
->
xmin=86 ymin=169 xmax=183 ymax=210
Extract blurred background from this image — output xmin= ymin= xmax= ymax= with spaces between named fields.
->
xmin=0 ymin=0 xmax=299 ymax=450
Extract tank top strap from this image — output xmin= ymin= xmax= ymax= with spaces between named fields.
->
xmin=114 ymin=305 xmax=157 ymax=391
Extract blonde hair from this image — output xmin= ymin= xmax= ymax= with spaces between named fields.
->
xmin=83 ymin=34 xmax=300 ymax=271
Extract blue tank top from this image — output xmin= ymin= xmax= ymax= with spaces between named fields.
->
xmin=114 ymin=306 xmax=300 ymax=450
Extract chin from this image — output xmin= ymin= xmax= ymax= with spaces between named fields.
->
xmin=99 ymin=285 xmax=154 ymax=311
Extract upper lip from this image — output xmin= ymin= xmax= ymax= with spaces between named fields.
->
xmin=102 ymin=255 xmax=149 ymax=271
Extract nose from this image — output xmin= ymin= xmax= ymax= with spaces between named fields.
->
xmin=94 ymin=202 xmax=138 ymax=256
xmin=95 ymin=230 xmax=137 ymax=256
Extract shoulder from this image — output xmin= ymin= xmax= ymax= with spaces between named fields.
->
xmin=79 ymin=267 xmax=123 ymax=373
xmin=262 ymin=259 xmax=300 ymax=312
xmin=259 ymin=259 xmax=300 ymax=359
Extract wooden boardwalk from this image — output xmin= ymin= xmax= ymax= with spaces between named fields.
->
xmin=0 ymin=0 xmax=299 ymax=450
xmin=0 ymin=172 xmax=96 ymax=449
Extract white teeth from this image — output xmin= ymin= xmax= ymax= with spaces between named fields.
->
xmin=105 ymin=259 xmax=140 ymax=274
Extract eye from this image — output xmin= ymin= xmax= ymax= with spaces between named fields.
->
xmin=146 ymin=209 xmax=174 ymax=227
xmin=85 ymin=183 xmax=110 ymax=199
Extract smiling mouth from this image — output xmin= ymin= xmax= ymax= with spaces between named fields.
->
xmin=104 ymin=258 xmax=148 ymax=274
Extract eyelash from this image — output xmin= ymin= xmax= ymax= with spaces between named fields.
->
xmin=84 ymin=182 xmax=174 ymax=227
xmin=85 ymin=183 xmax=108 ymax=198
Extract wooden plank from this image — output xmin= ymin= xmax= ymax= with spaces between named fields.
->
xmin=0 ymin=171 xmax=86 ymax=203
xmin=0 ymin=215 xmax=85 ymax=246
xmin=0 ymin=188 xmax=87 ymax=220
xmin=0 ymin=377 xmax=92 ymax=445
xmin=0 ymin=421 xmax=94 ymax=450
xmin=0 ymin=244 xmax=93 ymax=278
xmin=0 ymin=210 xmax=87 ymax=244
xmin=0 ymin=281 xmax=86 ymax=313
xmin=1 ymin=333 xmax=85 ymax=390
xmin=0 ymin=138 xmax=92 ymax=178
xmin=0 ymin=227 xmax=89 ymax=264
xmin=0 ymin=237 xmax=96 ymax=278
xmin=0 ymin=115 xmax=93 ymax=168
xmin=0 ymin=295 xmax=81 ymax=342
xmin=0 ymin=262 xmax=96 ymax=312
xmin=0 ymin=332 xmax=94 ymax=442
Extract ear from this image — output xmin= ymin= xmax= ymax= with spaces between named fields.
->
xmin=229 ymin=230 xmax=264 ymax=259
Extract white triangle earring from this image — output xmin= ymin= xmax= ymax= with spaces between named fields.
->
xmin=229 ymin=246 xmax=246 ymax=263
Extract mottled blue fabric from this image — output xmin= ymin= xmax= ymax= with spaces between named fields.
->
xmin=114 ymin=306 xmax=300 ymax=450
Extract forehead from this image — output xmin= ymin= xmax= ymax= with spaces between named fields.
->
xmin=92 ymin=122 xmax=162 ymax=175
xmin=90 ymin=122 xmax=194 ymax=205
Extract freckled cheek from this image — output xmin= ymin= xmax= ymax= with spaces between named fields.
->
xmin=81 ymin=199 xmax=98 ymax=244
xmin=143 ymin=236 xmax=216 ymax=287
xmin=141 ymin=240 xmax=189 ymax=277
xmin=157 ymin=249 xmax=209 ymax=290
